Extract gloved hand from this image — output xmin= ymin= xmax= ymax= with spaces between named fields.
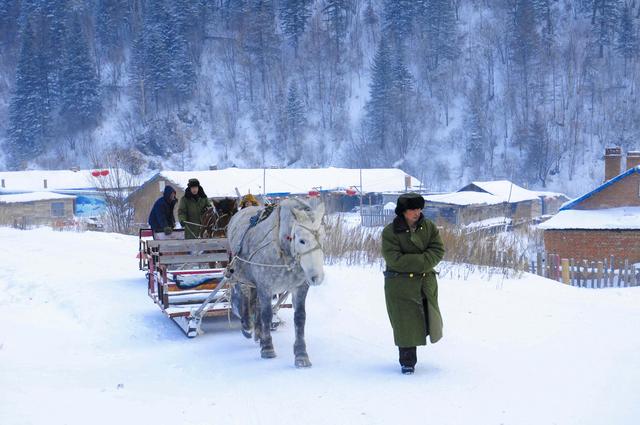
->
xmin=164 ymin=226 xmax=173 ymax=235
xmin=179 ymin=221 xmax=185 ymax=228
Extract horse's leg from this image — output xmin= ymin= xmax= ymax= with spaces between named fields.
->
xmin=292 ymin=283 xmax=312 ymax=368
xmin=257 ymin=288 xmax=276 ymax=358
xmin=239 ymin=285 xmax=254 ymax=339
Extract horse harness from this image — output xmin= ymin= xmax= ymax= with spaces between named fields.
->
xmin=231 ymin=203 xmax=323 ymax=273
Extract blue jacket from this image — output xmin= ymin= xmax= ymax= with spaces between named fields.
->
xmin=148 ymin=186 xmax=177 ymax=231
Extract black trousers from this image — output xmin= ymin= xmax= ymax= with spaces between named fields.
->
xmin=398 ymin=296 xmax=430 ymax=367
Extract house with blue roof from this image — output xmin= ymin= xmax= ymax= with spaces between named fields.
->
xmin=539 ymin=148 xmax=640 ymax=263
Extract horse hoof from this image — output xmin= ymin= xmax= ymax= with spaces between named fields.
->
xmin=295 ymin=357 xmax=312 ymax=368
xmin=242 ymin=329 xmax=252 ymax=339
xmin=261 ymin=348 xmax=276 ymax=359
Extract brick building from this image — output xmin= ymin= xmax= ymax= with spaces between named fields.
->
xmin=540 ymin=148 xmax=640 ymax=263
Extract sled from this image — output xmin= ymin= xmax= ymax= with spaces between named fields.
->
xmin=139 ymin=228 xmax=291 ymax=337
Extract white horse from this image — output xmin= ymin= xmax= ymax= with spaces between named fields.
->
xmin=227 ymin=198 xmax=325 ymax=367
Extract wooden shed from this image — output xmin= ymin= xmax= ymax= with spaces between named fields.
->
xmin=0 ymin=192 xmax=76 ymax=228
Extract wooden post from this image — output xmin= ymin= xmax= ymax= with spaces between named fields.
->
xmin=582 ymin=260 xmax=589 ymax=288
xmin=624 ymin=259 xmax=630 ymax=287
xmin=536 ymin=252 xmax=542 ymax=276
xmin=569 ymin=258 xmax=575 ymax=286
xmin=597 ymin=261 xmax=604 ymax=288
xmin=610 ymin=255 xmax=616 ymax=287
xmin=603 ymin=258 xmax=609 ymax=287
xmin=576 ymin=260 xmax=581 ymax=287
xmin=589 ymin=261 xmax=596 ymax=288
xmin=561 ymin=259 xmax=570 ymax=284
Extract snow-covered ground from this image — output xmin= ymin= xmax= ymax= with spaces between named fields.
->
xmin=1 ymin=228 xmax=639 ymax=425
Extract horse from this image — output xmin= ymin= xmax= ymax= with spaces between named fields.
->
xmin=199 ymin=198 xmax=239 ymax=238
xmin=226 ymin=198 xmax=325 ymax=367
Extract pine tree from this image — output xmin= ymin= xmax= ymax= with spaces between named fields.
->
xmin=592 ymin=0 xmax=621 ymax=58
xmin=615 ymin=3 xmax=638 ymax=64
xmin=510 ymin=0 xmax=540 ymax=126
xmin=465 ymin=74 xmax=487 ymax=171
xmin=389 ymin=54 xmax=414 ymax=157
xmin=323 ymin=0 xmax=350 ymax=58
xmin=41 ymin=0 xmax=69 ymax=106
xmin=95 ymin=0 xmax=129 ymax=61
xmin=365 ymin=38 xmax=393 ymax=153
xmin=279 ymin=0 xmax=312 ymax=54
xmin=285 ymin=83 xmax=307 ymax=163
xmin=168 ymin=0 xmax=197 ymax=100
xmin=526 ymin=109 xmax=551 ymax=186
xmin=245 ymin=0 xmax=281 ymax=100
xmin=5 ymin=20 xmax=49 ymax=169
xmin=59 ymin=13 xmax=102 ymax=132
xmin=0 ymin=0 xmax=21 ymax=50
xmin=382 ymin=0 xmax=414 ymax=48
xmin=418 ymin=0 xmax=459 ymax=70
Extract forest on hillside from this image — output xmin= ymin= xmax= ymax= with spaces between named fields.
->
xmin=1 ymin=0 xmax=639 ymax=194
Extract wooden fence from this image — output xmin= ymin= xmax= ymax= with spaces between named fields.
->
xmin=531 ymin=253 xmax=640 ymax=288
xmin=360 ymin=210 xmax=395 ymax=227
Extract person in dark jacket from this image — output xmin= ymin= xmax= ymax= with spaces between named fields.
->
xmin=381 ymin=193 xmax=445 ymax=375
xmin=178 ymin=178 xmax=212 ymax=239
xmin=148 ymin=186 xmax=177 ymax=235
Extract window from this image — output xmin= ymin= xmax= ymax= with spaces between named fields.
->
xmin=51 ymin=202 xmax=65 ymax=217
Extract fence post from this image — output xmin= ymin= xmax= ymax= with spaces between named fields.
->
xmin=610 ymin=256 xmax=616 ymax=287
xmin=536 ymin=252 xmax=542 ymax=276
xmin=570 ymin=258 xmax=575 ymax=286
xmin=561 ymin=259 xmax=570 ymax=284
xmin=576 ymin=260 xmax=581 ymax=287
xmin=582 ymin=260 xmax=589 ymax=288
xmin=624 ymin=259 xmax=630 ymax=287
xmin=597 ymin=261 xmax=604 ymax=288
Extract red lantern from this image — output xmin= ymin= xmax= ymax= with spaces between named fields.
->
xmin=346 ymin=188 xmax=357 ymax=196
xmin=100 ymin=169 xmax=109 ymax=176
xmin=91 ymin=170 xmax=100 ymax=177
xmin=308 ymin=190 xmax=320 ymax=197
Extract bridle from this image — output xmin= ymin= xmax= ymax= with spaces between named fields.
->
xmin=287 ymin=219 xmax=324 ymax=262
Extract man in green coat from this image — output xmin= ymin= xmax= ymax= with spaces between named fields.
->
xmin=381 ymin=193 xmax=445 ymax=374
xmin=178 ymin=178 xmax=212 ymax=239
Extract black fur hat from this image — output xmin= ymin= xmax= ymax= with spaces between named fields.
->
xmin=187 ymin=178 xmax=200 ymax=188
xmin=395 ymin=193 xmax=425 ymax=216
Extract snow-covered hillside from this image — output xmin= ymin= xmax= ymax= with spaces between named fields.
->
xmin=1 ymin=227 xmax=639 ymax=425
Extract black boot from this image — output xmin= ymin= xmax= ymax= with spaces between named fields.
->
xmin=398 ymin=346 xmax=417 ymax=374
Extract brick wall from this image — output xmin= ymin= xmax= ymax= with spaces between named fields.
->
xmin=544 ymin=229 xmax=640 ymax=263
xmin=577 ymin=172 xmax=640 ymax=210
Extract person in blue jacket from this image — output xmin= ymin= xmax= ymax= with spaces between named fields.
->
xmin=148 ymin=186 xmax=177 ymax=235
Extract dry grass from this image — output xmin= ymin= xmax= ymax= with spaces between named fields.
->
xmin=323 ymin=215 xmax=539 ymax=279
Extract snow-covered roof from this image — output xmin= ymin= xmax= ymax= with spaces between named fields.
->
xmin=0 ymin=191 xmax=76 ymax=204
xmin=0 ymin=169 xmax=134 ymax=192
xmin=158 ymin=168 xmax=420 ymax=197
xmin=464 ymin=180 xmax=541 ymax=203
xmin=383 ymin=202 xmax=396 ymax=210
xmin=532 ymin=190 xmax=569 ymax=199
xmin=560 ymin=166 xmax=640 ymax=211
xmin=538 ymin=207 xmax=640 ymax=230
xmin=425 ymin=191 xmax=504 ymax=206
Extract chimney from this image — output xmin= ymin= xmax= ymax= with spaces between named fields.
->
xmin=604 ymin=147 xmax=622 ymax=181
xmin=626 ymin=151 xmax=640 ymax=170
xmin=43 ymin=179 xmax=48 ymax=189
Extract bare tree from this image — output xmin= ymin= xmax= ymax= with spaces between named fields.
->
xmin=89 ymin=148 xmax=141 ymax=234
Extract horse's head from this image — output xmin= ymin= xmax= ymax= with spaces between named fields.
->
xmin=287 ymin=201 xmax=326 ymax=286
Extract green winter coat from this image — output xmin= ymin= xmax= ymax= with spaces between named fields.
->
xmin=177 ymin=188 xmax=212 ymax=239
xmin=381 ymin=215 xmax=445 ymax=347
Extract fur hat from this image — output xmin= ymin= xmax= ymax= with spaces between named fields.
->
xmin=395 ymin=193 xmax=425 ymax=216
xmin=187 ymin=178 xmax=200 ymax=188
